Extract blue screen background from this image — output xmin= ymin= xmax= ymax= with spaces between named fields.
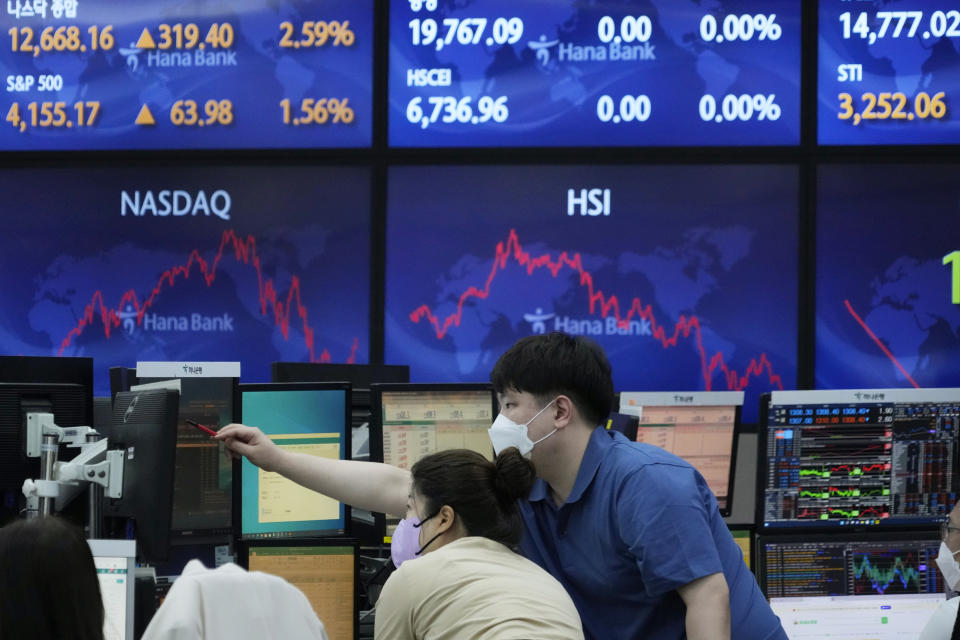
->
xmin=385 ymin=165 xmax=798 ymax=423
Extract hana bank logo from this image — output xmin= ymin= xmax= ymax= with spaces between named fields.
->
xmin=523 ymin=307 xmax=555 ymax=334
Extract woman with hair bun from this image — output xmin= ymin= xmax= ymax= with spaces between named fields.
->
xmin=374 ymin=447 xmax=584 ymax=640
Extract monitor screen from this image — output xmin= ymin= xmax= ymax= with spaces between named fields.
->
xmin=0 ymin=165 xmax=371 ymax=397
xmin=88 ymin=539 xmax=136 ymax=640
xmin=758 ymin=534 xmax=943 ymax=598
xmin=164 ymin=378 xmax=234 ymax=537
xmin=245 ymin=542 xmax=357 ymax=640
xmin=769 ymin=594 xmax=944 ymax=640
xmin=385 ymin=165 xmax=798 ymax=424
xmin=760 ymin=389 xmax=959 ymax=530
xmin=388 ymin=0 xmax=801 ymax=147
xmin=815 ymin=164 xmax=960 ymax=390
xmin=0 ymin=0 xmax=373 ymax=150
xmin=237 ymin=384 xmax=350 ymax=539
xmin=620 ymin=391 xmax=741 ymax=514
xmin=818 ymin=1 xmax=960 ymax=145
xmin=373 ymin=386 xmax=495 ymax=471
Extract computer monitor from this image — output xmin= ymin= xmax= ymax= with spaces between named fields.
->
xmin=370 ymin=383 xmax=496 ymax=470
xmin=111 ymin=369 xmax=237 ymax=541
xmin=620 ymin=391 xmax=742 ymax=516
xmin=768 ymin=594 xmax=944 ymax=640
xmin=757 ymin=533 xmax=944 ymax=598
xmin=88 ymin=538 xmax=136 ymax=640
xmin=0 ymin=383 xmax=90 ymax=499
xmin=235 ymin=383 xmax=351 ymax=540
xmin=370 ymin=383 xmax=496 ymax=538
xmin=758 ymin=389 xmax=960 ymax=531
xmin=101 ymin=389 xmax=179 ymax=564
xmin=241 ymin=539 xmax=359 ymax=640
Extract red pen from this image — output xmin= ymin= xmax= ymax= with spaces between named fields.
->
xmin=185 ymin=419 xmax=218 ymax=437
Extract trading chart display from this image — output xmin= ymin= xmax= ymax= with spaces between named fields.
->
xmin=389 ymin=0 xmax=801 ymax=147
xmin=819 ymin=1 xmax=960 ymax=145
xmin=761 ymin=389 xmax=959 ymax=530
xmin=385 ymin=165 xmax=798 ymax=424
xmin=760 ymin=536 xmax=943 ymax=598
xmin=816 ymin=165 xmax=960 ymax=390
xmin=0 ymin=0 xmax=373 ymax=150
xmin=0 ymin=166 xmax=370 ymax=394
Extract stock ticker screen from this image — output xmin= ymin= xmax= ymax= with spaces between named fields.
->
xmin=0 ymin=166 xmax=370 ymax=395
xmin=819 ymin=1 xmax=960 ymax=145
xmin=760 ymin=535 xmax=944 ymax=598
xmin=761 ymin=389 xmax=959 ymax=530
xmin=389 ymin=0 xmax=800 ymax=147
xmin=384 ymin=165 xmax=798 ymax=424
xmin=816 ymin=165 xmax=960 ymax=390
xmin=0 ymin=0 xmax=372 ymax=150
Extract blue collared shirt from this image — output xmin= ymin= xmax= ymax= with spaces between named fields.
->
xmin=517 ymin=427 xmax=786 ymax=640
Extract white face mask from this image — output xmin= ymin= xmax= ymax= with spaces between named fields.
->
xmin=488 ymin=397 xmax=559 ymax=457
xmin=937 ymin=542 xmax=960 ymax=591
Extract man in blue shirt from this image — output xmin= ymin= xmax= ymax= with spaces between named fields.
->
xmin=218 ymin=332 xmax=786 ymax=639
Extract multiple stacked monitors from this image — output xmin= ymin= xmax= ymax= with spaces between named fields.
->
xmin=759 ymin=389 xmax=959 ymax=530
xmin=0 ymin=0 xmax=374 ymax=150
xmin=244 ymin=540 xmax=358 ymax=640
xmin=818 ymin=1 xmax=960 ymax=145
xmin=0 ymin=166 xmax=371 ymax=396
xmin=758 ymin=533 xmax=944 ymax=598
xmin=388 ymin=0 xmax=801 ymax=147
xmin=236 ymin=383 xmax=350 ymax=540
xmin=620 ymin=391 xmax=741 ymax=516
xmin=385 ymin=165 xmax=798 ymax=425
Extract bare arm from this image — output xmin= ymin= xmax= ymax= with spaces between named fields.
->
xmin=216 ymin=423 xmax=411 ymax=517
xmin=678 ymin=572 xmax=730 ymax=640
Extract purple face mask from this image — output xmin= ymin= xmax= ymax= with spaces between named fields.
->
xmin=390 ymin=517 xmax=422 ymax=568
xmin=390 ymin=511 xmax=441 ymax=568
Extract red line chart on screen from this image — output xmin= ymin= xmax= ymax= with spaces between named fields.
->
xmin=844 ymin=299 xmax=919 ymax=388
xmin=409 ymin=229 xmax=784 ymax=392
xmin=56 ymin=229 xmax=358 ymax=364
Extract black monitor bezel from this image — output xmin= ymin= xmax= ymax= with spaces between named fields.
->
xmin=756 ymin=530 xmax=944 ymax=598
xmin=237 ymin=536 xmax=360 ymax=640
xmin=756 ymin=391 xmax=959 ymax=534
xmin=234 ymin=381 xmax=353 ymax=541
xmin=271 ymin=362 xmax=409 ymax=387
xmin=109 ymin=367 xmax=241 ymax=543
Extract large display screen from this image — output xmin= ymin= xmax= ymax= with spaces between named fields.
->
xmin=760 ymin=389 xmax=959 ymax=530
xmin=0 ymin=0 xmax=372 ymax=150
xmin=385 ymin=165 xmax=798 ymax=423
xmin=819 ymin=1 xmax=960 ymax=145
xmin=816 ymin=165 xmax=959 ymax=389
xmin=0 ymin=166 xmax=369 ymax=394
xmin=389 ymin=0 xmax=801 ymax=147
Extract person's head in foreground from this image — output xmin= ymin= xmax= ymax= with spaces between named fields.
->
xmin=0 ymin=516 xmax=104 ymax=640
xmin=397 ymin=446 xmax=536 ymax=559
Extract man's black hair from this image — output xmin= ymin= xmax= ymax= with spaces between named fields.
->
xmin=490 ymin=332 xmax=614 ymax=426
